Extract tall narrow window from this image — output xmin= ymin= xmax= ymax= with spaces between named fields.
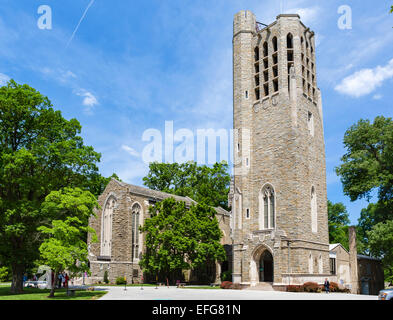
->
xmin=246 ymin=208 xmax=250 ymax=219
xmin=263 ymin=42 xmax=268 ymax=57
xmin=101 ymin=197 xmax=115 ymax=256
xmin=260 ymin=185 xmax=275 ymax=229
xmin=319 ymin=254 xmax=323 ymax=274
xmin=308 ymin=112 xmax=314 ymax=137
xmin=273 ymin=79 xmax=278 ymax=93
xmin=309 ymin=253 xmax=313 ymax=274
xmin=254 ymin=46 xmax=259 ymax=61
xmin=255 ymin=88 xmax=260 ymax=100
xmin=272 ymin=37 xmax=278 ymax=52
xmin=330 ymin=258 xmax=336 ymax=275
xmin=287 ymin=33 xmax=293 ymax=49
xmin=131 ymin=203 xmax=141 ymax=260
xmin=263 ymin=193 xmax=268 ymax=228
xmin=269 ymin=192 xmax=275 ymax=228
xmin=311 ymin=187 xmax=317 ymax=233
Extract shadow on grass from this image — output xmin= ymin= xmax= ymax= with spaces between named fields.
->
xmin=0 ymin=286 xmax=107 ymax=300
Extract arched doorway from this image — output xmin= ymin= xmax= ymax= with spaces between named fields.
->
xmin=259 ymin=250 xmax=273 ymax=282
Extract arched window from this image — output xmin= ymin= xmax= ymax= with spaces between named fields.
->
xmin=319 ymin=254 xmax=323 ymax=274
xmin=131 ymin=203 xmax=141 ymax=260
xmin=254 ymin=46 xmax=259 ymax=62
xmin=309 ymin=253 xmax=313 ymax=274
xmin=101 ymin=196 xmax=115 ymax=256
xmin=272 ymin=37 xmax=278 ymax=52
xmin=259 ymin=185 xmax=275 ymax=229
xmin=311 ymin=186 xmax=317 ymax=233
xmin=287 ymin=33 xmax=293 ymax=49
xmin=263 ymin=42 xmax=268 ymax=57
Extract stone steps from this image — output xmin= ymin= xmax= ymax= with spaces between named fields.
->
xmin=247 ymin=282 xmax=274 ymax=291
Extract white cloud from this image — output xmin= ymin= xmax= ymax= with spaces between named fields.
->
xmin=75 ymin=89 xmax=98 ymax=108
xmin=121 ymin=145 xmax=140 ymax=158
xmin=335 ymin=59 xmax=393 ymax=98
xmin=0 ymin=72 xmax=10 ymax=85
xmin=373 ymin=94 xmax=383 ymax=100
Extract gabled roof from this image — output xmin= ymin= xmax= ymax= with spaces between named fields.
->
xmin=329 ymin=243 xmax=381 ymax=261
xmin=111 ymin=178 xmax=230 ymax=216
xmin=329 ymin=243 xmax=349 ymax=254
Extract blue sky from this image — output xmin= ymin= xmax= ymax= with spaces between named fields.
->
xmin=0 ymin=0 xmax=392 ymax=224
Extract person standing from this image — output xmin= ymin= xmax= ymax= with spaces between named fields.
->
xmin=61 ymin=273 xmax=66 ymax=288
xmin=65 ymin=273 xmax=69 ymax=289
xmin=324 ymin=278 xmax=330 ymax=294
xmin=58 ymin=273 xmax=62 ymax=288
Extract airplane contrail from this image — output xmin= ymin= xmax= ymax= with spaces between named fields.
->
xmin=66 ymin=0 xmax=95 ymax=48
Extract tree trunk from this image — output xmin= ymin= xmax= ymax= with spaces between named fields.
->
xmin=10 ymin=264 xmax=24 ymax=294
xmin=48 ymin=272 xmax=57 ymax=298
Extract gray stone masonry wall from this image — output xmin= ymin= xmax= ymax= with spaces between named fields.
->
xmin=231 ymin=11 xmax=330 ymax=286
xmin=87 ymin=179 xmax=232 ymax=284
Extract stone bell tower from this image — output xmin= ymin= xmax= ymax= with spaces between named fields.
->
xmin=229 ymin=11 xmax=330 ymax=287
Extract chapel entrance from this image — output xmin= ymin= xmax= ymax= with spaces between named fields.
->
xmin=259 ymin=250 xmax=273 ymax=282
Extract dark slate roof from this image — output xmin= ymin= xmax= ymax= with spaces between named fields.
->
xmin=357 ymin=254 xmax=381 ymax=262
xmin=112 ymin=179 xmax=230 ymax=216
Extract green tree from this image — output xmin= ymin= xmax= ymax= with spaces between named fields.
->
xmin=88 ymin=173 xmax=121 ymax=198
xmin=0 ymin=80 xmax=101 ymax=293
xmin=336 ymin=116 xmax=393 ymax=281
xmin=368 ymin=220 xmax=393 ymax=284
xmin=335 ymin=116 xmax=393 ymax=205
xmin=357 ymin=201 xmax=391 ymax=254
xmin=327 ymin=200 xmax=350 ymax=250
xmin=143 ymin=161 xmax=231 ymax=209
xmin=37 ymin=187 xmax=98 ymax=298
xmin=139 ymin=198 xmax=226 ymax=282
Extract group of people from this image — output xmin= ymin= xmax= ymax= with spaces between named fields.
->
xmin=56 ymin=272 xmax=69 ymax=288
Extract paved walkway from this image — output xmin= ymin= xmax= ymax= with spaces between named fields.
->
xmin=97 ymin=286 xmax=378 ymax=300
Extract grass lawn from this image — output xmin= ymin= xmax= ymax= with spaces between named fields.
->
xmin=0 ymin=286 xmax=107 ymax=300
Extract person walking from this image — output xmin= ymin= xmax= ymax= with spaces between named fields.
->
xmin=324 ymin=278 xmax=330 ymax=294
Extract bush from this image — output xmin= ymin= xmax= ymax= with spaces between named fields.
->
xmin=220 ymin=281 xmax=233 ymax=289
xmin=287 ymin=285 xmax=304 ymax=292
xmin=103 ymin=270 xmax=109 ymax=284
xmin=303 ymin=282 xmax=319 ymax=293
xmin=221 ymin=271 xmax=232 ymax=282
xmin=116 ymin=276 xmax=127 ymax=285
xmin=0 ymin=267 xmax=10 ymax=282
xmin=329 ymin=281 xmax=339 ymax=292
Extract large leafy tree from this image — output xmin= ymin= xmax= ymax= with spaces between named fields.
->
xmin=139 ymin=198 xmax=226 ymax=283
xmin=38 ymin=187 xmax=98 ymax=298
xmin=335 ymin=116 xmax=393 ymax=204
xmin=357 ymin=202 xmax=391 ymax=254
xmin=327 ymin=200 xmax=350 ymax=250
xmin=0 ymin=80 xmax=101 ymax=293
xmin=143 ymin=161 xmax=231 ymax=210
xmin=336 ymin=116 xmax=393 ymax=281
xmin=368 ymin=220 xmax=393 ymax=284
